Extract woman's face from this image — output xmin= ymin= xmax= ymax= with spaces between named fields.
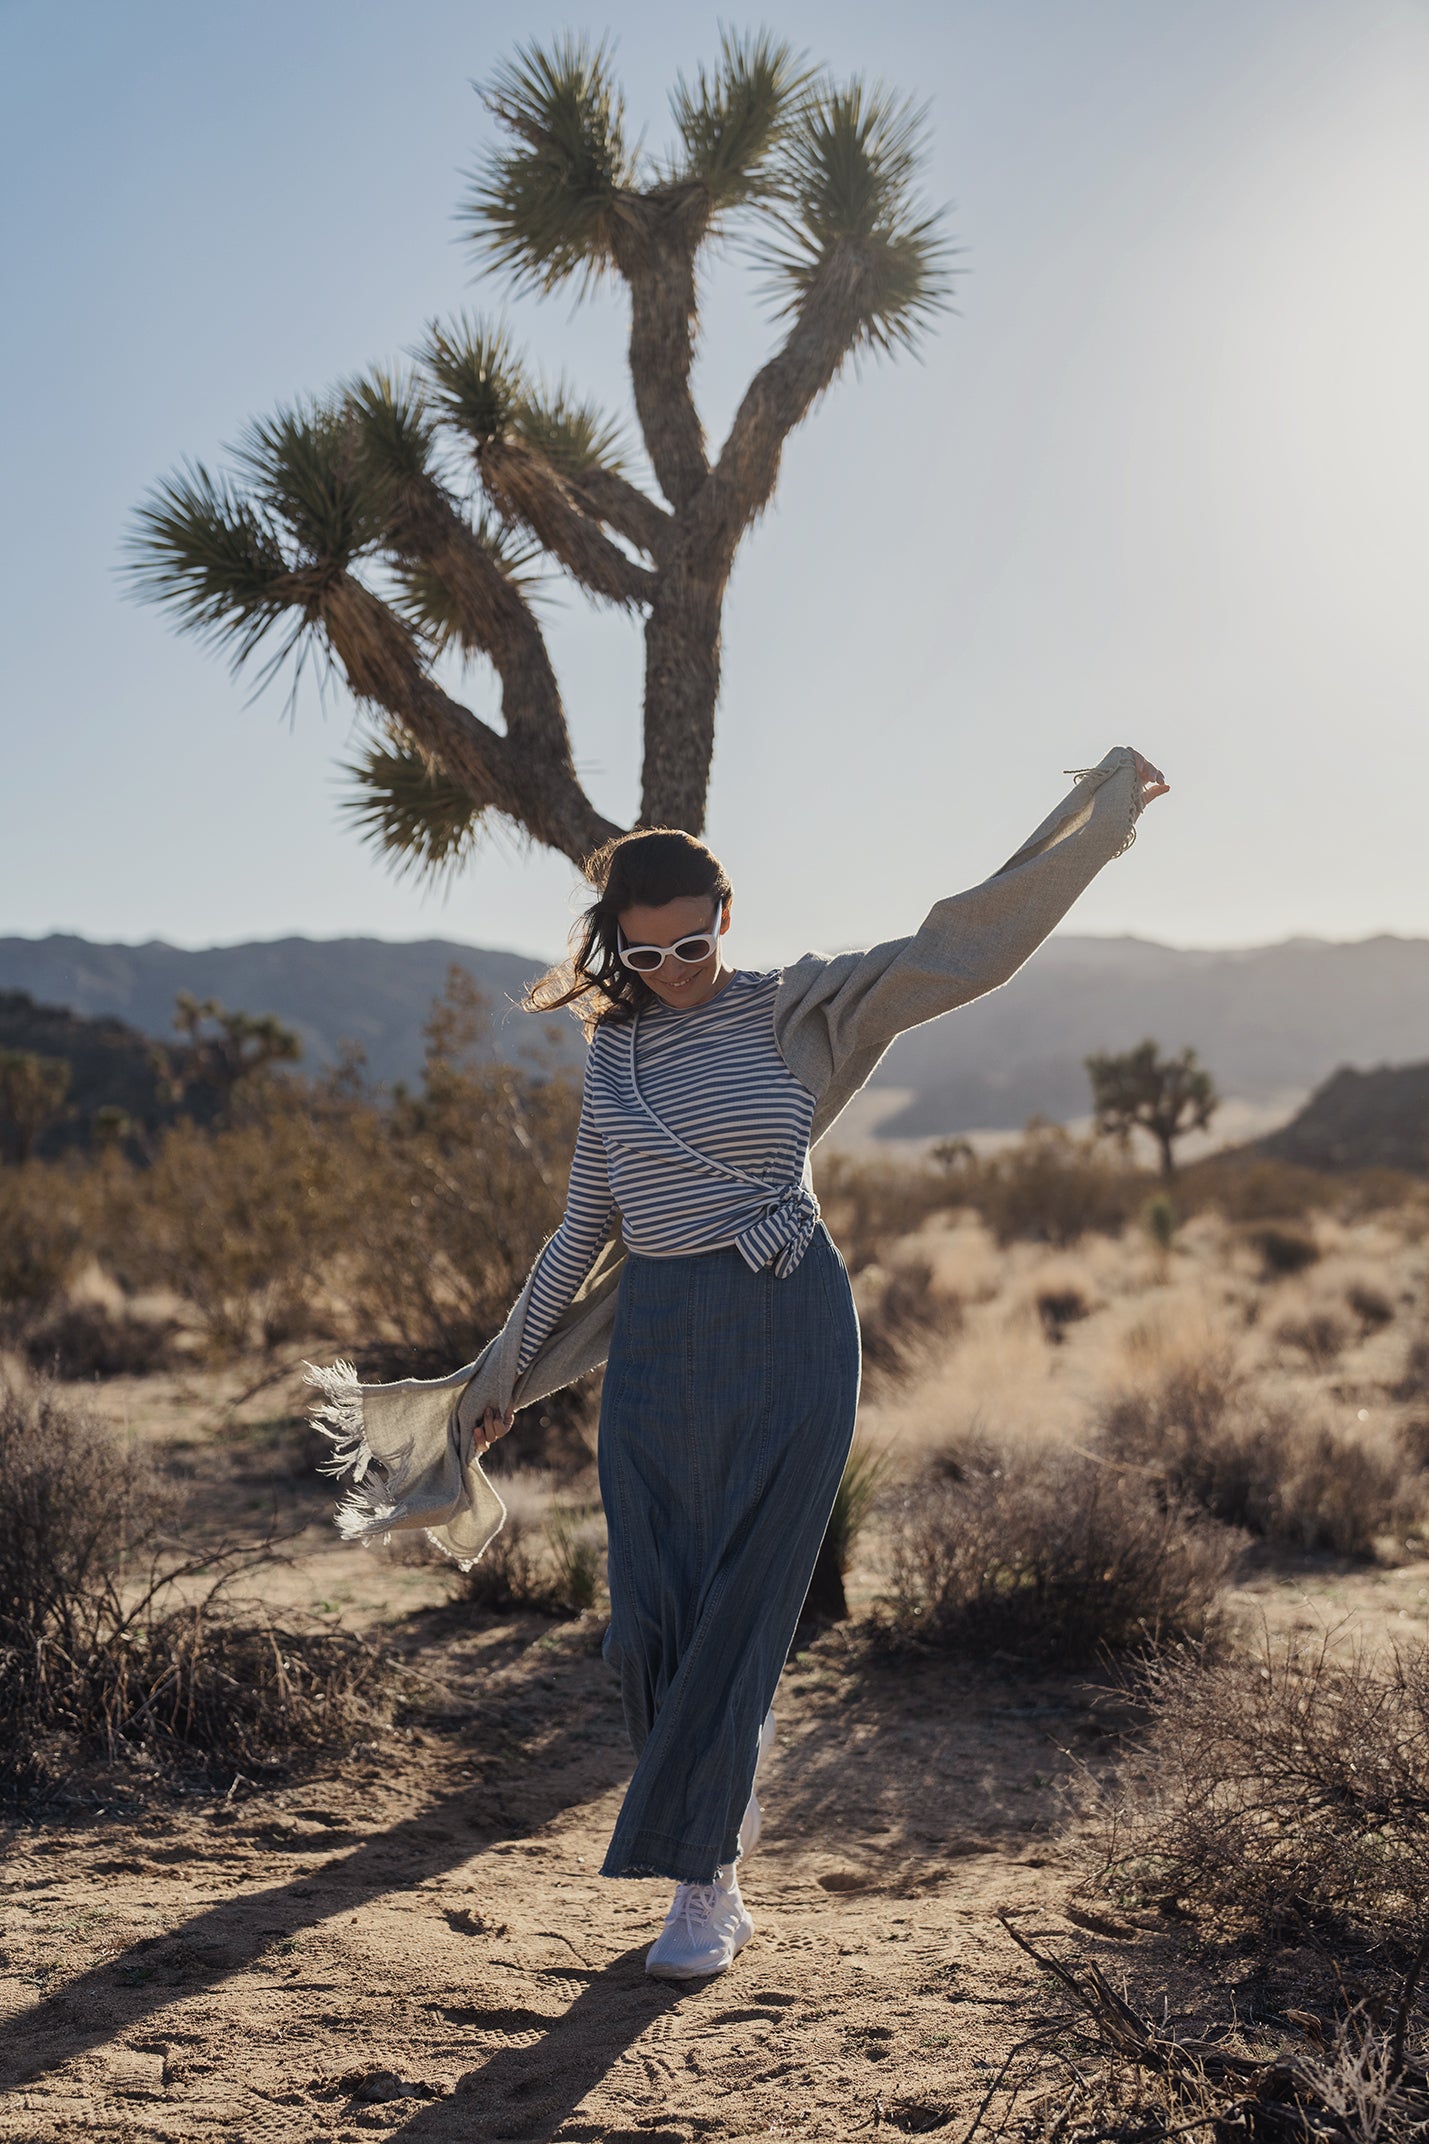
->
xmin=616 ymin=889 xmax=731 ymax=1011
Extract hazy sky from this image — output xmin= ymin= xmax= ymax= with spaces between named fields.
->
xmin=3 ymin=0 xmax=1426 ymax=968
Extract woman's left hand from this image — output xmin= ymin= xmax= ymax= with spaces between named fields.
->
xmin=1130 ymin=749 xmax=1170 ymax=805
xmin=475 ymin=1403 xmax=515 ymax=1455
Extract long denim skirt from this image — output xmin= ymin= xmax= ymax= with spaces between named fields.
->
xmin=597 ymin=1219 xmax=862 ymax=1882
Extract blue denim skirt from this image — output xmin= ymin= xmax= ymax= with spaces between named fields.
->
xmin=597 ymin=1219 xmax=862 ymax=1882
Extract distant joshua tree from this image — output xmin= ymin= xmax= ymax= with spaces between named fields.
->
xmin=173 ymin=994 xmax=301 ymax=1117
xmin=126 ymin=33 xmax=953 ymax=878
xmin=0 ymin=1051 xmax=71 ymax=1163
xmin=1085 ymin=1040 xmax=1219 ymax=1179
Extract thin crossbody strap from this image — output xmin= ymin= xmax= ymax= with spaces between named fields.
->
xmin=627 ymin=1011 xmax=768 ymax=1191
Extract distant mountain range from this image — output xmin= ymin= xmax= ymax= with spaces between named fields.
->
xmin=5 ymin=929 xmax=1429 ymax=1138
xmin=0 ymin=934 xmax=584 ymax=1088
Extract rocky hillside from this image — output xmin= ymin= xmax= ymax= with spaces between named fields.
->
xmin=1257 ymin=1060 xmax=1429 ymax=1174
xmin=0 ymin=991 xmax=183 ymax=1157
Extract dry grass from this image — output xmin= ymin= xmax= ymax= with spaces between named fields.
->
xmin=460 ymin=1469 xmax=608 ymax=1618
xmin=0 ymin=1383 xmax=397 ymax=1804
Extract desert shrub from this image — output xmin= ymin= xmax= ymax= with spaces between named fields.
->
xmin=885 ymin=1439 xmax=1230 ymax=1666
xmin=461 ymin=1474 xmax=606 ymax=1618
xmin=1101 ymin=1358 xmax=1416 ymax=1557
xmin=1251 ymin=1224 xmax=1322 ymax=1278
xmin=1141 ymin=1192 xmax=1179 ymax=1253
xmin=338 ymin=973 xmax=582 ymax=1372
xmin=825 ymin=1440 xmax=894 ymax=1584
xmin=101 ymin=1081 xmax=354 ymax=1355
xmin=1275 ymin=1309 xmax=1351 ymax=1369
xmin=1036 ymin=1285 xmax=1091 ymax=1343
xmin=1347 ymin=1281 xmax=1395 ymax=1335
xmin=1396 ymin=1330 xmax=1429 ymax=1403
xmin=0 ymin=1161 xmax=84 ymax=1335
xmin=936 ymin=1124 xmax=1144 ymax=1248
xmin=23 ymin=1301 xmax=178 ymax=1379
xmin=0 ymin=1384 xmax=394 ymax=1800
xmin=813 ymin=1152 xmax=952 ymax=1275
xmin=1096 ymin=1630 xmax=1429 ymax=1960
xmin=1175 ymin=1155 xmax=1337 ymax=1222
xmin=544 ymin=1504 xmax=606 ymax=1615
xmin=856 ymin=1258 xmax=958 ymax=1379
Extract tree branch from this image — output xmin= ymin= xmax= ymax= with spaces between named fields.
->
xmin=610 ymin=194 xmax=711 ymax=511
xmin=321 ymin=574 xmax=618 ymax=865
xmin=698 ymin=249 xmax=872 ymax=566
xmin=566 ymin=464 xmax=672 ymax=560
xmin=480 ymin=440 xmax=657 ymax=607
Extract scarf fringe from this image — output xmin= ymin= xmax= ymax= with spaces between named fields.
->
xmin=302 ymin=1357 xmax=399 ymax=1544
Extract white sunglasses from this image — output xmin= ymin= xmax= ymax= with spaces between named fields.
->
xmin=616 ymin=893 xmax=725 ymax=974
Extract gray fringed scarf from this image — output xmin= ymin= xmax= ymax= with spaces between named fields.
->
xmin=306 ymin=747 xmax=1144 ymax=1567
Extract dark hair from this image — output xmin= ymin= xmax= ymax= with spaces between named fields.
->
xmin=524 ymin=828 xmax=731 ymax=1036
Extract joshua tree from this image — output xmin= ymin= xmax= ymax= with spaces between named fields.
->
xmin=126 ymin=32 xmax=952 ymax=877
xmin=172 ymin=994 xmax=302 ymax=1117
xmin=0 ymin=1050 xmax=71 ymax=1163
xmin=1085 ymin=1040 xmax=1219 ymax=1180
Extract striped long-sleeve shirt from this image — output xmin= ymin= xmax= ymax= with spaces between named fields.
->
xmin=515 ymin=967 xmax=817 ymax=1374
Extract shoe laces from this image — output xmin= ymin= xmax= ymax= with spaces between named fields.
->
xmin=673 ymin=1880 xmax=720 ymax=1934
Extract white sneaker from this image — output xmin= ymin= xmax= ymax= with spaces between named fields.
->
xmin=739 ymin=1709 xmax=777 ymax=1859
xmin=644 ymin=1863 xmax=754 ymax=1981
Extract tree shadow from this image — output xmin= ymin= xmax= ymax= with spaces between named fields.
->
xmin=364 ymin=1947 xmax=696 ymax=2142
xmin=2 ymin=1640 xmax=633 ymax=2093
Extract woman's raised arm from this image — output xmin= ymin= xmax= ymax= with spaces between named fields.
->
xmin=773 ymin=745 xmax=1166 ymax=1125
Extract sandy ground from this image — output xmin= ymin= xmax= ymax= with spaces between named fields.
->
xmin=3 ymin=1288 xmax=1428 ymax=2143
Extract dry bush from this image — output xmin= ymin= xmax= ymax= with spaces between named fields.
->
xmin=884 ymin=1439 xmax=1230 ymax=1666
xmin=1396 ymin=1331 xmax=1429 ymax=1404
xmin=0 ymin=1160 xmax=84 ymax=1336
xmin=97 ymin=1083 xmax=354 ymax=1356
xmin=1275 ymin=1308 xmax=1352 ymax=1369
xmin=1096 ymin=1629 xmax=1429 ymax=1961
xmin=1036 ymin=1284 xmax=1091 ymax=1344
xmin=337 ymin=973 xmax=582 ymax=1375
xmin=461 ymin=1473 xmax=607 ymax=1618
xmin=991 ymin=1927 xmax=1429 ymax=2144
xmin=1252 ymin=1223 xmax=1323 ymax=1278
xmin=813 ymin=1151 xmax=952 ymax=1275
xmin=1101 ymin=1356 xmax=1418 ymax=1558
xmin=1347 ymin=1280 xmax=1396 ymax=1335
xmin=1176 ymin=1154 xmax=1335 ymax=1222
xmin=23 ymin=1300 xmax=178 ymax=1379
xmin=936 ymin=1124 xmax=1144 ymax=1248
xmin=856 ymin=1258 xmax=960 ymax=1379
xmin=0 ymin=1384 xmax=395 ymax=1801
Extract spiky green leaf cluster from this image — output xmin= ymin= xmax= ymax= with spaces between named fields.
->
xmin=511 ymin=389 xmax=626 ymax=480
xmin=421 ymin=315 xmax=625 ymax=478
xmin=126 ymin=399 xmax=395 ymax=675
xmin=463 ymin=34 xmax=630 ymax=294
xmin=421 ymin=318 xmax=525 ymax=445
xmin=127 ymin=462 xmax=293 ymax=663
xmin=764 ymin=85 xmax=955 ymax=353
xmin=340 ymin=735 xmax=488 ymax=879
xmin=345 ymin=368 xmax=438 ymax=493
xmin=668 ymin=29 xmax=809 ymax=208
xmin=233 ymin=401 xmax=388 ymax=566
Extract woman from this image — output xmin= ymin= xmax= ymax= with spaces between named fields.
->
xmin=309 ymin=743 xmax=1168 ymax=1983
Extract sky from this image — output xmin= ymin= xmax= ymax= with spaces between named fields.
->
xmin=2 ymin=0 xmax=1426 ymax=969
